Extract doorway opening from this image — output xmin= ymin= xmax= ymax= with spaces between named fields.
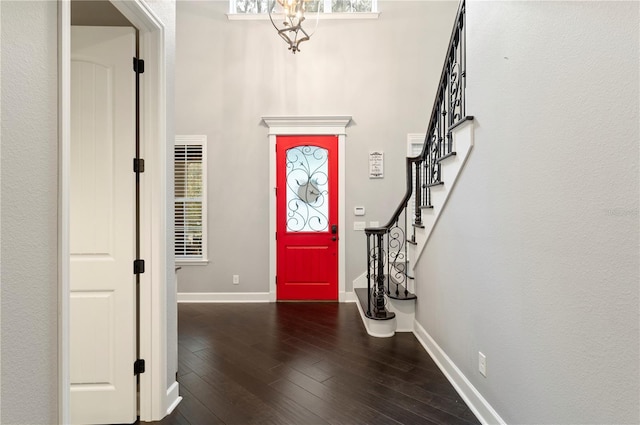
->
xmin=262 ymin=116 xmax=351 ymax=303
xmin=59 ymin=1 xmax=174 ymax=423
xmin=276 ymin=136 xmax=339 ymax=300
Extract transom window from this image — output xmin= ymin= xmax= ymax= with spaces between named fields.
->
xmin=230 ymin=0 xmax=377 ymax=14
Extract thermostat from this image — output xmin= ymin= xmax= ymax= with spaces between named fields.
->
xmin=354 ymin=206 xmax=365 ymax=216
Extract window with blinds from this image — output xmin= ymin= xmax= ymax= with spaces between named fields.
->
xmin=175 ymin=135 xmax=207 ymax=262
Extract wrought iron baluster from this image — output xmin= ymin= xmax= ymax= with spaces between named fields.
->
xmin=374 ymin=232 xmax=385 ymax=316
xmin=423 ymin=160 xmax=429 ymax=207
xmin=403 ymin=206 xmax=409 ymax=297
xmin=414 ymin=160 xmax=422 ymax=225
xmin=385 ymin=229 xmax=390 ymax=296
xmin=460 ymin=3 xmax=466 ymax=118
xmin=440 ymin=92 xmax=446 ymax=160
xmin=366 ymin=232 xmax=372 ymax=317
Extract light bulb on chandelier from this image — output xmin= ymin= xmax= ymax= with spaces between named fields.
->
xmin=268 ymin=0 xmax=321 ymax=53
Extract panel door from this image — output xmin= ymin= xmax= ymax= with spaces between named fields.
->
xmin=276 ymin=136 xmax=339 ymax=300
xmin=70 ymin=26 xmax=136 ymax=425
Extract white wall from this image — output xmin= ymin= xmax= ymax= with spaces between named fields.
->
xmin=414 ymin=1 xmax=639 ymax=423
xmin=1 ymin=1 xmax=59 ymax=423
xmin=175 ymin=0 xmax=459 ymax=294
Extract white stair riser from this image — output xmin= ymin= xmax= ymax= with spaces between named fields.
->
xmin=353 ymin=296 xmax=396 ymax=338
xmin=387 ymin=297 xmax=416 ymax=332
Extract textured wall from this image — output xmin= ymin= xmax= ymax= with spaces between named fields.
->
xmin=414 ymin=1 xmax=639 ymax=423
xmin=175 ymin=1 xmax=459 ymax=294
xmin=1 ymin=1 xmax=60 ymax=423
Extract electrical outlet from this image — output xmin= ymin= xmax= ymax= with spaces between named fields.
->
xmin=233 ymin=275 xmax=239 ymax=285
xmin=479 ymin=352 xmax=487 ymax=377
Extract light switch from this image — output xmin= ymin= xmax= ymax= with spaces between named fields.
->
xmin=354 ymin=206 xmax=365 ymax=216
xmin=353 ymin=221 xmax=366 ymax=231
xmin=369 ymin=221 xmax=379 ymax=227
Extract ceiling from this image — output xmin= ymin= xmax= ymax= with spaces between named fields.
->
xmin=71 ymin=0 xmax=133 ymax=27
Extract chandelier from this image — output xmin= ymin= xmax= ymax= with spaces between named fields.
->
xmin=268 ymin=0 xmax=320 ymax=53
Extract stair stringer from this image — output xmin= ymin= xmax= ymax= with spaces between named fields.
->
xmin=353 ymin=119 xmax=474 ymax=338
xmin=409 ymin=119 xmax=475 ymax=272
xmin=387 ymin=297 xmax=415 ymax=332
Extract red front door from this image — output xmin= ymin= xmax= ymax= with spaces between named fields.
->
xmin=276 ymin=135 xmax=339 ymax=300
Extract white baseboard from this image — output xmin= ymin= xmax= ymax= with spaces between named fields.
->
xmin=352 ymin=271 xmax=368 ymax=289
xmin=178 ymin=292 xmax=354 ymax=303
xmin=413 ymin=321 xmax=506 ymax=425
xmin=165 ymin=381 xmax=182 ymax=415
xmin=343 ymin=291 xmax=356 ymax=302
xmin=177 ymin=292 xmax=271 ymax=303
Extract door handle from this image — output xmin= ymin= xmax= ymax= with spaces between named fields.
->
xmin=331 ymin=224 xmax=338 ymax=234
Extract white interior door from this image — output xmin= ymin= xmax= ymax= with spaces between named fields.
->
xmin=70 ymin=26 xmax=136 ymax=425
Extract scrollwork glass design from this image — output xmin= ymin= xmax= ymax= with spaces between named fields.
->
xmin=286 ymin=145 xmax=329 ymax=232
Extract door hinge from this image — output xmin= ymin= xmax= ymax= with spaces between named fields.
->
xmin=275 ymin=232 xmax=277 ymax=240
xmin=133 ymin=158 xmax=145 ymax=173
xmin=134 ymin=359 xmax=146 ymax=375
xmin=134 ymin=259 xmax=145 ymax=275
xmin=133 ymin=57 xmax=145 ymax=74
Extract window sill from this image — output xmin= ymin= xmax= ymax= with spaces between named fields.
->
xmin=176 ymin=259 xmax=210 ymax=266
xmin=226 ymin=12 xmax=380 ymax=21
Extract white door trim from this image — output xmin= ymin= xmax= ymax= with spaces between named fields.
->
xmin=58 ymin=1 xmax=170 ymax=422
xmin=58 ymin=3 xmax=71 ymax=423
xmin=262 ymin=116 xmax=352 ymax=302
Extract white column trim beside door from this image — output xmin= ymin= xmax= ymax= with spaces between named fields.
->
xmin=57 ymin=2 xmax=71 ymax=423
xmin=110 ymin=1 xmax=171 ymax=420
xmin=262 ymin=116 xmax=352 ymax=302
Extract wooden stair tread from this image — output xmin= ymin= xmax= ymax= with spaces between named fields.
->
xmin=436 ymin=151 xmax=457 ymax=163
xmin=386 ymin=278 xmax=417 ymax=300
xmin=354 ymin=288 xmax=395 ymax=321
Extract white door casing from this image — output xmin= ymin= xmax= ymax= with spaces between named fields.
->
xmin=61 ymin=1 xmax=173 ymax=422
xmin=70 ymin=26 xmax=136 ymax=424
xmin=262 ymin=116 xmax=351 ymax=302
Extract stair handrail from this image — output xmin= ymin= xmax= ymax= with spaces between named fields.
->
xmin=414 ymin=0 xmax=468 ymax=225
xmin=363 ymin=0 xmax=468 ymax=319
xmin=366 ymin=157 xmax=416 ymax=234
xmin=418 ymin=0 xmax=467 ymax=157
xmin=366 ymin=0 xmax=468 ymax=236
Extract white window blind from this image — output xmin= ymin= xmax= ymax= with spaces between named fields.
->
xmin=175 ymin=135 xmax=207 ymax=262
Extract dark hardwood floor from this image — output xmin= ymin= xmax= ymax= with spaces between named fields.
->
xmin=141 ymin=302 xmax=480 ymax=425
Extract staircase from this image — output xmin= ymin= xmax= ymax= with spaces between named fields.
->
xmin=354 ymin=0 xmax=474 ymax=337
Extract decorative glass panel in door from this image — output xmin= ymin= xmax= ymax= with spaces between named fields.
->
xmin=285 ymin=145 xmax=329 ymax=232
